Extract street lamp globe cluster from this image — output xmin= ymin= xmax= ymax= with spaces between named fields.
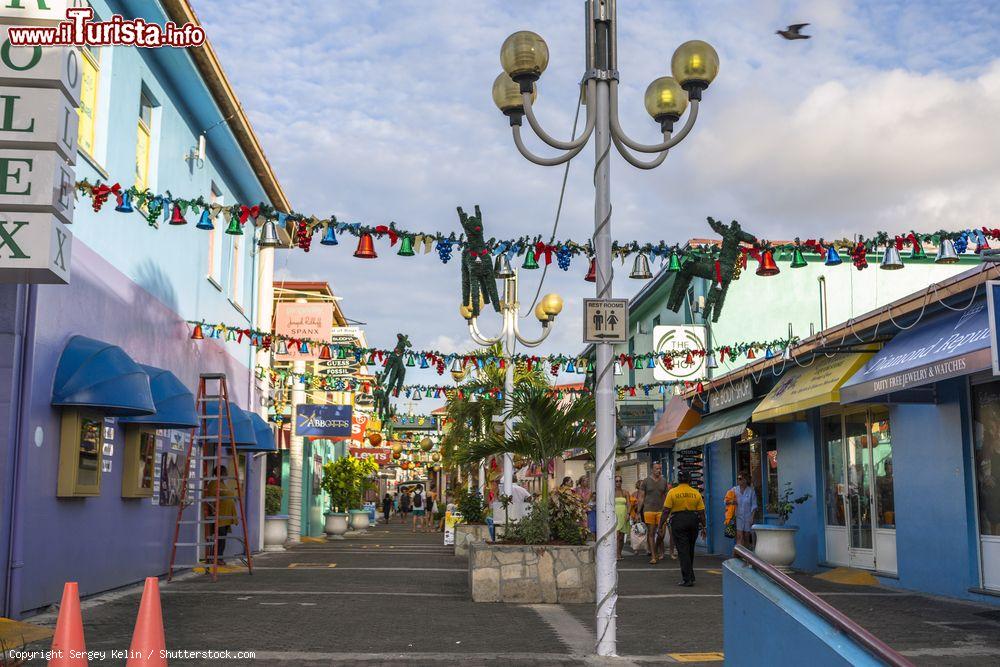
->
xmin=491 ymin=1 xmax=718 ymax=657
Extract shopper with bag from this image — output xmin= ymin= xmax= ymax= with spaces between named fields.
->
xmin=731 ymin=472 xmax=757 ymax=550
xmin=614 ymin=475 xmax=630 ymax=559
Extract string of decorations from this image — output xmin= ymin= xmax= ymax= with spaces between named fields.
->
xmin=78 ymin=179 xmax=988 ymax=276
xmin=194 ymin=319 xmax=793 ymax=376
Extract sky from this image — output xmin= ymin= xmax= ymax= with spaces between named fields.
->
xmin=190 ymin=0 xmax=1000 ymax=407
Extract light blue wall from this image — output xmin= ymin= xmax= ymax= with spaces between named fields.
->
xmin=705 ymin=438 xmax=734 ymax=555
xmin=723 ymin=559 xmax=883 ymax=667
xmin=775 ymin=418 xmax=824 ymax=571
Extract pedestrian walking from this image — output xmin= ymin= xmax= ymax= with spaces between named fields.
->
xmin=424 ymin=490 xmax=436 ymax=532
xmin=614 ymin=475 xmax=629 ymax=559
xmin=400 ymin=489 xmax=412 ymax=522
xmin=575 ymin=476 xmax=596 ymax=536
xmin=637 ymin=462 xmax=668 ymax=563
xmin=412 ymin=486 xmax=425 ymax=533
xmin=659 ymin=470 xmax=706 ymax=587
xmin=730 ymin=472 xmax=758 ymax=551
xmin=382 ymin=493 xmax=392 ymax=524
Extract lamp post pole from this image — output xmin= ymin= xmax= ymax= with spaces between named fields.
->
xmin=493 ymin=1 xmax=718 ymax=655
xmin=464 ymin=271 xmax=563 ymax=502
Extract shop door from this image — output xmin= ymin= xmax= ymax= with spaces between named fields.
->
xmin=844 ymin=411 xmax=876 ymax=569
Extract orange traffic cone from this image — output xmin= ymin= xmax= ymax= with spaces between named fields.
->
xmin=126 ymin=577 xmax=166 ymax=666
xmin=49 ymin=582 xmax=87 ymax=666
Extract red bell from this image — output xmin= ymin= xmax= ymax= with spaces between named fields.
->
xmin=747 ymin=347 xmax=756 ymax=360
xmin=584 ymin=257 xmax=597 ymax=282
xmin=319 ymin=345 xmax=332 ymax=360
xmin=756 ymin=249 xmax=780 ymax=276
xmin=190 ymin=323 xmax=204 ymax=340
xmin=169 ymin=203 xmax=187 ymax=225
xmin=354 ymin=232 xmax=377 ymax=259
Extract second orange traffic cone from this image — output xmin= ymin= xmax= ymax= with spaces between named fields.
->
xmin=49 ymin=582 xmax=87 ymax=666
xmin=126 ymin=577 xmax=166 ymax=666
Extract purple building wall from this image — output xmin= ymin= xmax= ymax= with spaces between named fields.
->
xmin=12 ymin=242 xmax=260 ymax=615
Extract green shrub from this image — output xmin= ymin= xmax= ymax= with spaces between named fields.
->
xmin=321 ymin=455 xmax=379 ymax=511
xmin=264 ymin=484 xmax=283 ymax=516
xmin=505 ymin=487 xmax=588 ymax=545
xmin=454 ymin=487 xmax=489 ymax=524
xmin=507 ymin=500 xmax=551 ymax=544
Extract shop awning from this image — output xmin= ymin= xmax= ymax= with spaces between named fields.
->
xmin=245 ymin=412 xmax=278 ymax=453
xmin=752 ymin=353 xmax=873 ymax=422
xmin=675 ymin=399 xmax=762 ymax=452
xmin=51 ymin=336 xmax=155 ymax=416
xmin=624 ymin=425 xmax=653 ymax=453
xmin=647 ymin=396 xmax=701 ymax=447
xmin=203 ymin=402 xmax=257 ymax=445
xmin=119 ymin=365 xmax=198 ymax=429
xmin=840 ymin=302 xmax=991 ymax=403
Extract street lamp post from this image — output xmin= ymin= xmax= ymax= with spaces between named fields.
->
xmin=462 ymin=270 xmax=563 ymax=504
xmin=495 ymin=0 xmax=718 ymax=656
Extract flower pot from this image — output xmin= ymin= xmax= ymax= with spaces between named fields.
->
xmin=752 ymin=524 xmax=799 ymax=572
xmin=325 ymin=512 xmax=349 ymax=539
xmin=264 ymin=515 xmax=288 ymax=552
xmin=349 ymin=509 xmax=370 ymax=532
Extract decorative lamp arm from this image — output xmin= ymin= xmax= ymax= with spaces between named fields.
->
xmin=521 ymin=80 xmax=597 ymax=150
xmin=612 ymin=130 xmax=671 ymax=170
xmin=468 ymin=319 xmax=503 ymax=346
xmin=512 ymin=125 xmax=587 ymax=166
xmin=609 ymin=80 xmax=700 ymax=154
xmin=512 ymin=317 xmax=553 ymax=348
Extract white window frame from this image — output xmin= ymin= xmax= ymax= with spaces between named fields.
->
xmin=207 ymin=183 xmax=223 ymax=289
xmin=230 ymin=230 xmax=244 ymax=310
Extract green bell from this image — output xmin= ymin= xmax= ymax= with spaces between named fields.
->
xmin=398 ymin=236 xmax=415 ymax=257
xmin=790 ymin=247 xmax=807 ymax=268
xmin=522 ymin=251 xmax=539 ymax=270
xmin=667 ymin=251 xmax=682 ymax=272
xmin=225 ymin=216 xmax=243 ymax=235
xmin=910 ymin=235 xmax=927 ymax=260
xmin=405 ymin=354 xmax=415 ymax=367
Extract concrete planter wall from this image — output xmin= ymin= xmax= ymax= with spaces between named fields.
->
xmin=263 ymin=515 xmax=288 ymax=552
xmin=469 ymin=543 xmax=596 ymax=603
xmin=454 ymin=524 xmax=492 ymax=557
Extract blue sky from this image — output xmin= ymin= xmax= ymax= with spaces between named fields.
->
xmin=190 ymin=0 xmax=1000 ymax=403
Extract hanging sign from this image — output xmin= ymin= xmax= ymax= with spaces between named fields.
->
xmin=274 ymin=302 xmax=333 ymax=361
xmin=707 ymin=377 xmax=753 ymax=413
xmin=652 ymin=325 xmax=708 ymax=382
xmin=583 ymin=298 xmax=628 ymax=343
xmin=294 ymin=404 xmax=352 ymax=438
xmin=349 ymin=413 xmax=370 ymax=443
xmin=348 ymin=446 xmax=391 ymax=466
xmin=0 ymin=211 xmax=71 ymax=283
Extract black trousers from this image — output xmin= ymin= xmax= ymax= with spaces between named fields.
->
xmin=670 ymin=511 xmax=699 ymax=583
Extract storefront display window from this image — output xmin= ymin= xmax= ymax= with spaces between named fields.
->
xmin=822 ymin=415 xmax=845 ymax=526
xmin=58 ymin=410 xmax=104 ymax=497
xmin=871 ymin=408 xmax=894 ymax=528
xmin=735 ymin=425 xmax=776 ymax=518
xmin=972 ymin=383 xmax=1000 ymax=537
xmin=122 ymin=427 xmax=157 ymax=498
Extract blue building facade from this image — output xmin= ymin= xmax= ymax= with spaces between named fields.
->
xmin=0 ymin=0 xmax=287 ymax=616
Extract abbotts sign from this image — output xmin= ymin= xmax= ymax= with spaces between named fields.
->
xmin=294 ymin=404 xmax=352 ymax=438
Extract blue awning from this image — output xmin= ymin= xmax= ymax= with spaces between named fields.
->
xmin=203 ymin=401 xmax=257 ymax=445
xmin=51 ymin=336 xmax=155 ymax=416
xmin=840 ymin=300 xmax=992 ymax=403
xmin=245 ymin=412 xmax=277 ymax=453
xmin=119 ymin=365 xmax=198 ymax=429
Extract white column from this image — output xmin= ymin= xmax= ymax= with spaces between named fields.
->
xmin=253 ymin=245 xmax=275 ymax=552
xmin=287 ymin=297 xmax=307 ymax=543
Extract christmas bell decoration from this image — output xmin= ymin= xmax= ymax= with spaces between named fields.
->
xmin=258 ymin=218 xmax=281 ymax=247
xmin=354 ymin=232 xmax=377 ymax=258
xmin=494 ymin=254 xmax=515 ymax=279
xmin=935 ymin=238 xmax=960 ymax=264
xmin=319 ymin=345 xmax=332 ymax=360
xmin=412 ymin=389 xmax=422 ymax=401
xmin=629 ymin=253 xmax=652 ymax=279
xmin=825 ymin=245 xmax=843 ymax=266
xmin=755 ymin=249 xmax=779 ymax=276
xmin=790 ymin=247 xmax=807 ymax=268
xmin=196 ymin=209 xmax=214 ymax=230
xmin=115 ymin=191 xmax=133 ymax=213
xmin=880 ymin=244 xmax=903 ymax=270
xmin=910 ymin=235 xmax=927 ymax=260
xmin=275 ymin=339 xmax=289 ymax=356
xmin=398 ymin=235 xmax=415 ymax=256
xmin=613 ymin=360 xmax=623 ymax=376
xmin=169 ymin=203 xmax=187 ymax=225
xmin=190 ymin=323 xmax=204 ymax=340
xmin=584 ymin=257 xmax=597 ymax=282
xmin=706 ymin=353 xmax=719 ymax=369
xmin=225 ymin=216 xmax=243 ymax=235
xmin=667 ymin=249 xmax=682 ymax=272
xmin=522 ymin=250 xmax=539 ymax=270
xmin=320 ymin=224 xmax=338 ymax=246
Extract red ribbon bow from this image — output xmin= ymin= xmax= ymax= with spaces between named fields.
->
xmin=91 ymin=182 xmax=122 ymax=211
xmin=239 ymin=204 xmax=260 ymax=225
xmin=373 ymin=225 xmax=399 ymax=246
xmin=534 ymin=242 xmax=555 ymax=265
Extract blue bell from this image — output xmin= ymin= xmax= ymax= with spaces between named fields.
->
xmin=115 ymin=191 xmax=133 ymax=213
xmin=825 ymin=245 xmax=843 ymax=266
xmin=419 ymin=356 xmax=429 ymax=369
xmin=566 ymin=360 xmax=576 ymax=373
xmin=196 ymin=209 xmax=214 ymax=230
xmin=647 ymin=357 xmax=656 ymax=369
xmin=764 ymin=347 xmax=774 ymax=360
xmin=299 ymin=341 xmax=309 ymax=354
xmin=321 ymin=224 xmax=338 ymax=246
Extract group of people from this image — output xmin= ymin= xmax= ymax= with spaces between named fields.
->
xmin=382 ymin=486 xmax=439 ymax=532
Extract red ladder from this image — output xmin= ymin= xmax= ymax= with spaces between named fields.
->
xmin=168 ymin=373 xmax=254 ymax=582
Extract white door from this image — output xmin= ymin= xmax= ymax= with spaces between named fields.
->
xmin=844 ymin=411 xmax=876 ymax=569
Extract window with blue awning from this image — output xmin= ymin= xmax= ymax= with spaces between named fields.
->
xmin=51 ymin=335 xmax=156 ymax=416
xmin=119 ymin=365 xmax=198 ymax=429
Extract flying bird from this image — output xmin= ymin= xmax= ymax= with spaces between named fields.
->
xmin=777 ymin=23 xmax=811 ymax=40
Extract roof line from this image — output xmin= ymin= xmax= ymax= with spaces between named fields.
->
xmin=160 ymin=0 xmax=290 ymax=211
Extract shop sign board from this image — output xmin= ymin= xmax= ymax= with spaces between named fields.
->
xmin=583 ymin=298 xmax=628 ymax=343
xmin=0 ymin=211 xmax=70 ymax=283
xmin=294 ymin=404 xmax=352 ymax=438
xmin=618 ymin=403 xmax=654 ymax=426
xmin=0 ymin=23 xmax=82 ymax=106
xmin=707 ymin=377 xmax=754 ymax=414
xmin=0 ymin=0 xmax=73 ymax=25
xmin=0 ymin=87 xmax=78 ymax=161
xmin=274 ymin=301 xmax=333 ymax=361
xmin=348 ymin=446 xmax=391 ymax=466
xmin=0 ymin=148 xmax=75 ymax=224
xmin=652 ymin=325 xmax=708 ymax=382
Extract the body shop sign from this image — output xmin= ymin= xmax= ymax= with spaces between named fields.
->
xmin=294 ymin=404 xmax=352 ymax=439
xmin=274 ymin=302 xmax=333 ymax=361
xmin=652 ymin=326 xmax=707 ymax=382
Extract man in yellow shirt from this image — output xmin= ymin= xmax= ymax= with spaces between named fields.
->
xmin=658 ymin=470 xmax=706 ymax=587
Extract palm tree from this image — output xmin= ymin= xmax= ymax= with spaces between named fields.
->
xmin=454 ymin=385 xmax=596 ymax=506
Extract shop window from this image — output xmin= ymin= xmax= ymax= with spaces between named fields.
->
xmin=135 ymin=90 xmax=154 ymax=190
xmin=78 ymin=44 xmax=99 ymax=156
xmin=822 ymin=415 xmax=846 ymax=526
xmin=57 ymin=410 xmax=103 ymax=497
xmin=871 ymin=408 xmax=894 ymax=529
xmin=736 ymin=425 xmax=777 ymax=518
xmin=122 ymin=427 xmax=156 ymax=498
xmin=972 ymin=383 xmax=1000 ymax=537
xmin=764 ymin=438 xmax=779 ymax=515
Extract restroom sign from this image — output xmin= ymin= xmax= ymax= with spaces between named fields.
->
xmin=583 ymin=298 xmax=628 ymax=343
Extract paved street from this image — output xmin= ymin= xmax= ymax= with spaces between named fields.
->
xmin=18 ymin=521 xmax=1000 ymax=665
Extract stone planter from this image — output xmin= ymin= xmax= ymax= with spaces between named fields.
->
xmin=349 ymin=509 xmax=370 ymax=532
xmin=454 ymin=524 xmax=492 ymax=557
xmin=469 ymin=542 xmax=595 ymax=603
xmin=325 ymin=512 xmax=349 ymax=539
xmin=752 ymin=524 xmax=798 ymax=572
xmin=263 ymin=515 xmax=288 ymax=552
